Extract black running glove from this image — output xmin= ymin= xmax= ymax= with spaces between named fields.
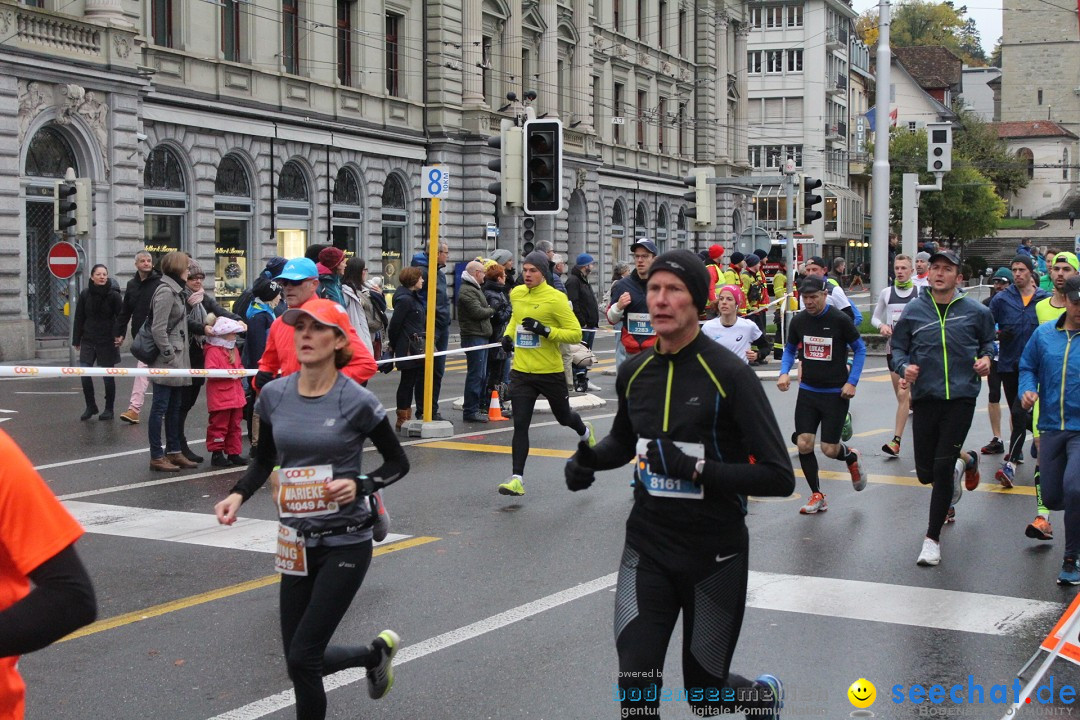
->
xmin=564 ymin=458 xmax=596 ymax=491
xmin=521 ymin=317 xmax=551 ymax=337
xmin=501 ymin=335 xmax=515 ymax=353
xmin=645 ymin=438 xmax=698 ymax=481
xmin=253 ymin=370 xmax=275 ymax=392
xmin=574 ymin=439 xmax=598 ymax=469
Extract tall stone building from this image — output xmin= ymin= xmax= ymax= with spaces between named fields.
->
xmin=0 ymin=0 xmax=751 ymax=361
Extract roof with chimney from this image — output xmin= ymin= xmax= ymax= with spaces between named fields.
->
xmin=893 ymin=46 xmax=964 ymax=91
xmin=993 ymin=121 xmax=1078 ymax=140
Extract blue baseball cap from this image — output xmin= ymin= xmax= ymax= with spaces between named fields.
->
xmin=275 ymin=257 xmax=318 ymax=281
xmin=630 ymin=239 xmax=658 ymax=256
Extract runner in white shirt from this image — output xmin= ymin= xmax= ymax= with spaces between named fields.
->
xmin=872 ymin=254 xmax=921 ymax=458
xmin=702 ymin=285 xmax=762 ymax=364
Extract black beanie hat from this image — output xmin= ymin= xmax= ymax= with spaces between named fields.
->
xmin=730 ymin=252 xmax=745 ymax=265
xmin=523 ymin=251 xmax=552 ymax=282
xmin=648 ymin=249 xmax=711 ymax=312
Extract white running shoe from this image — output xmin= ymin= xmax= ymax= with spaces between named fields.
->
xmin=917 ymin=538 xmax=941 ymax=566
xmin=950 ymin=458 xmax=965 ymax=506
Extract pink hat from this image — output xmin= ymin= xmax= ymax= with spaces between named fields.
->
xmin=211 ymin=316 xmax=246 ymax=336
xmin=717 ymin=284 xmax=745 ymax=308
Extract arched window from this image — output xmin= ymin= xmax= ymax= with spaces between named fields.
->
xmin=214 ymin=154 xmax=253 ymax=309
xmin=610 ymin=199 xmax=626 ymax=263
xmin=381 ymin=175 xmax=409 ymax=293
xmin=656 ymin=206 xmax=669 ymax=252
xmin=25 ymin=126 xmax=78 ymax=178
xmin=332 ymin=167 xmax=364 ymax=258
xmin=277 ymin=160 xmax=311 ymax=258
xmin=635 ymin=202 xmax=649 ymax=239
xmin=1017 ymin=148 xmax=1035 ymax=180
xmin=1064 ymin=149 xmax=1070 ymax=181
xmin=143 ymin=145 xmax=188 ymax=265
xmin=676 ymin=207 xmax=687 ymax=248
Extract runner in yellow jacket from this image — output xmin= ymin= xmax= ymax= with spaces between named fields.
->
xmin=497 ymin=251 xmax=594 ymax=496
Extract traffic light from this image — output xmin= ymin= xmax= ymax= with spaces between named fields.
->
xmin=54 ymin=180 xmax=78 ymax=234
xmin=74 ymin=178 xmax=92 ymax=234
xmin=522 ymin=216 xmax=536 ymax=255
xmin=926 ymin=121 xmax=952 ymax=174
xmin=682 ymin=168 xmax=716 ymax=230
xmin=801 ymin=175 xmax=823 ymax=227
xmin=487 ymin=120 xmax=524 ymax=206
xmin=523 ymin=118 xmax=563 ymax=214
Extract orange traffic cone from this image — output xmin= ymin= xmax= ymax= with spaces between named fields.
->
xmin=488 ymin=389 xmax=508 ymax=421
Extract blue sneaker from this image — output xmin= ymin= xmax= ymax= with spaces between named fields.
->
xmin=1058 ymin=558 xmax=1080 ymax=586
xmin=996 ymin=462 xmax=1015 ymax=489
xmin=755 ymin=674 xmax=783 ymax=720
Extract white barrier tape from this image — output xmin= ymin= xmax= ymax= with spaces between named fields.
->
xmin=0 ymin=366 xmax=257 ymax=379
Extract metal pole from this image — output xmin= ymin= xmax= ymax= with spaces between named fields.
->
xmin=783 ymin=170 xmax=796 ymax=351
xmin=422 ymin=196 xmax=440 ymax=423
xmin=902 ymin=173 xmax=919 ymax=258
xmin=869 ymin=0 xmax=892 ymax=301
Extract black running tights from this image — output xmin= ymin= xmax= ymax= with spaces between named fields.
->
xmin=912 ymin=398 xmax=976 ymax=542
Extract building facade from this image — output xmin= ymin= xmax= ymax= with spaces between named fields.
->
xmin=994 ymin=121 xmax=1078 ymax=219
xmin=744 ymin=0 xmax=861 ymax=258
xmin=0 ymin=0 xmax=753 ymax=361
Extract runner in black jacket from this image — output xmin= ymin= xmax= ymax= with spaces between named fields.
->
xmin=565 ymin=250 xmax=792 ymax=719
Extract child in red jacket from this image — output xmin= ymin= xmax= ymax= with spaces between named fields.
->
xmin=204 ymin=316 xmax=248 ymax=467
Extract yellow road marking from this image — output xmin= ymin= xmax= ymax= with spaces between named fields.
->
xmin=60 ymin=536 xmax=440 ymax=643
xmin=420 ymin=440 xmax=573 ymax=458
xmin=802 ymin=470 xmax=1036 ymax=495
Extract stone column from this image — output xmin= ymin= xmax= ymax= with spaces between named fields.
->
xmin=539 ymin=0 xmax=558 ymax=115
xmin=716 ymin=13 xmax=730 ymax=164
xmin=734 ymin=22 xmax=750 ymax=166
xmin=572 ymin=0 xmax=594 ymax=133
xmin=462 ymin=0 xmax=486 ymax=108
xmin=84 ymin=0 xmax=130 ymax=26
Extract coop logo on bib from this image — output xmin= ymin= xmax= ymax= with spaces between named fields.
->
xmin=803 ymin=335 xmax=834 ymax=361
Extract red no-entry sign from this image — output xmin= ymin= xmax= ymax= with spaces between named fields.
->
xmin=47 ymin=241 xmax=80 ymax=280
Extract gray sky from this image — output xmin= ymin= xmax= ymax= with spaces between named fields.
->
xmin=850 ymin=0 xmax=1003 ymax=56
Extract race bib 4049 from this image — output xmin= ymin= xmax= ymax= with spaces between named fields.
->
xmin=276 ymin=464 xmax=338 ymax=518
xmin=803 ymin=335 xmax=834 ymax=361
xmin=275 ymin=523 xmax=308 ymax=576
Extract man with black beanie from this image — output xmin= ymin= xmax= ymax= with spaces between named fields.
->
xmin=564 ymin=249 xmax=792 ymax=720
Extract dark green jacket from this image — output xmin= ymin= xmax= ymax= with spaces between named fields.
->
xmin=457 ymin=276 xmax=493 ymax=338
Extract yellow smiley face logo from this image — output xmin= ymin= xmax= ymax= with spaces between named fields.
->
xmin=848 ymin=678 xmax=876 ymax=709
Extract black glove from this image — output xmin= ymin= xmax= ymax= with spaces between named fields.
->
xmin=379 ymin=360 xmax=395 ymax=374
xmin=645 ymin=438 xmax=698 ymax=482
xmin=501 ymin=335 xmax=515 ymax=354
xmin=565 ymin=458 xmax=596 ymax=491
xmin=253 ymin=370 xmax=275 ymax=392
xmin=574 ymin=439 xmax=598 ymax=469
xmin=521 ymin=317 xmax=551 ymax=337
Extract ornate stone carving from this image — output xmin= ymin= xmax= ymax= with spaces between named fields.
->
xmin=54 ymin=84 xmax=86 ymax=125
xmin=615 ymin=43 xmax=629 ymax=59
xmin=735 ymin=22 xmax=751 ymax=38
xmin=637 ymin=52 xmax=652 ymax=68
xmin=17 ymin=80 xmax=50 ymax=144
xmin=660 ymin=61 xmax=672 ymax=76
xmin=715 ymin=12 xmax=730 ymax=30
xmin=576 ymin=167 xmax=588 ymax=189
xmin=1 ymin=8 xmax=14 ymax=35
xmin=114 ymin=35 xmax=131 ymax=59
xmin=77 ymin=90 xmax=110 ymax=165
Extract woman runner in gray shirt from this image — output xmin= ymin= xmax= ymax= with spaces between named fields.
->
xmin=214 ymin=298 xmax=409 ymax=720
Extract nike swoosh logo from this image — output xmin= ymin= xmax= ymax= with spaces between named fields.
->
xmin=715 ymin=553 xmax=737 ymax=563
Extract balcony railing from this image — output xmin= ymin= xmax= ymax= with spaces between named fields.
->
xmin=2 ymin=5 xmax=137 ymax=68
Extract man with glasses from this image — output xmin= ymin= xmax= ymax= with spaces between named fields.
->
xmin=253 ymin=258 xmax=377 ymax=391
xmin=606 ymin=239 xmax=659 ymax=359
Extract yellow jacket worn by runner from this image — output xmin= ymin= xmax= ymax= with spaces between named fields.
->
xmin=505 ymin=281 xmax=582 ymax=374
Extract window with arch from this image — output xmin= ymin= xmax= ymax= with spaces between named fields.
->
xmin=1064 ymin=148 xmax=1070 ymax=181
xmin=381 ymin=175 xmax=408 ymax=294
xmin=610 ymin=200 xmax=626 ymax=263
xmin=1017 ymin=148 xmax=1035 ymax=180
xmin=214 ymin=154 xmax=253 ymax=309
xmin=144 ymin=145 xmax=188 ymax=265
xmin=634 ymin=202 xmax=649 ymax=238
xmin=656 ymin=206 xmax=670 ymax=252
xmin=332 ymin=167 xmax=364 ymax=259
xmin=277 ymin=160 xmax=311 ymax=258
xmin=25 ymin=126 xmax=78 ymax=178
xmin=676 ymin=207 xmax=687 ymax=247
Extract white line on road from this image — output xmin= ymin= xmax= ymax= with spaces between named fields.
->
xmin=63 ymin=500 xmax=410 ymax=552
xmin=205 ymin=571 xmax=1061 ymax=720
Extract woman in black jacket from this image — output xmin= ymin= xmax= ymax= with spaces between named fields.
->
xmin=482 ymin=263 xmax=513 ymax=412
xmin=387 ymin=267 xmax=426 ymax=430
xmin=73 ymin=264 xmax=123 ymax=420
xmin=177 ymin=259 xmax=242 ymax=463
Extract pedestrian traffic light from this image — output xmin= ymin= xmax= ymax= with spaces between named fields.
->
xmin=523 ymin=118 xmax=563 ymax=215
xmin=926 ymin=121 xmax=952 ymax=174
xmin=682 ymin=168 xmax=716 ymax=230
xmin=800 ymin=175 xmax=823 ymax=227
xmin=53 ymin=180 xmax=78 ymax=234
xmin=487 ymin=120 xmax=524 ymax=206
xmin=522 ymin=216 xmax=535 ymax=254
xmin=74 ymin=178 xmax=92 ymax=234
